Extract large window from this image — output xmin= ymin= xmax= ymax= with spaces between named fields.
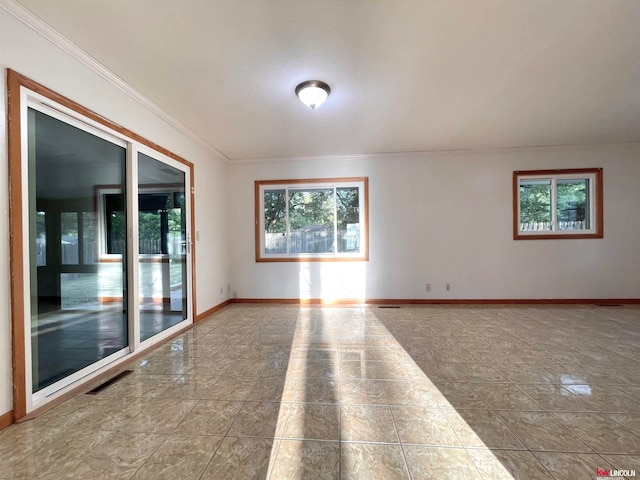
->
xmin=255 ymin=177 xmax=369 ymax=261
xmin=513 ymin=168 xmax=603 ymax=240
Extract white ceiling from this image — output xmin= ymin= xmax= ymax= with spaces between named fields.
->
xmin=15 ymin=0 xmax=640 ymax=161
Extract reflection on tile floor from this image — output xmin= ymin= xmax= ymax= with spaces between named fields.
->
xmin=2 ymin=304 xmax=640 ymax=479
xmin=33 ymin=308 xmax=184 ymax=391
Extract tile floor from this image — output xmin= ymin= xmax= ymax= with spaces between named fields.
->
xmin=1 ymin=304 xmax=640 ymax=479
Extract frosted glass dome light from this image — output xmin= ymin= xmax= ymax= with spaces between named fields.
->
xmin=295 ymin=80 xmax=331 ymax=109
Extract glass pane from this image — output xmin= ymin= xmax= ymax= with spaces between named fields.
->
xmin=264 ymin=189 xmax=287 ymax=254
xmin=557 ymin=178 xmax=589 ymax=230
xmin=336 ymin=187 xmax=360 ymax=253
xmin=60 ymin=273 xmax=99 ymax=309
xmin=60 ymin=212 xmax=79 ymax=265
xmin=82 ymin=212 xmax=97 ymax=264
xmin=28 ymin=108 xmax=127 ymax=393
xmin=288 ymin=188 xmax=335 ymax=254
xmin=519 ymin=179 xmax=551 ymax=231
xmin=36 ymin=211 xmax=46 ymax=266
xmin=138 ymin=153 xmax=187 ymax=342
xmin=105 ymin=194 xmax=125 ymax=254
xmin=138 ymin=206 xmax=162 ymax=254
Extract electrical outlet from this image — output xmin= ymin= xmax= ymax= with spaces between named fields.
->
xmin=446 ymin=283 xmax=451 ymax=291
xmin=425 ymin=283 xmax=431 ymax=292
xmin=219 ymin=286 xmax=223 ymax=294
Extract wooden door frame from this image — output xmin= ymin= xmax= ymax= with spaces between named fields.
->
xmin=6 ymin=69 xmax=197 ymax=420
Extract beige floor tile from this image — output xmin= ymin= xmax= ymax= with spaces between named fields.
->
xmin=98 ymin=374 xmax=177 ymax=399
xmin=4 ymin=430 xmax=112 ymax=480
xmin=124 ymin=399 xmax=198 ymax=434
xmin=268 ymin=440 xmax=340 ymax=480
xmin=439 ymin=349 xmax=487 ymax=364
xmin=4 ymin=304 xmax=640 ymax=480
xmin=244 ymin=345 xmax=292 ymax=360
xmin=341 ymin=404 xmax=398 ymax=443
xmin=442 ymin=408 xmax=525 ymax=449
xmin=203 ymin=377 xmax=256 ymax=401
xmin=246 ymin=376 xmax=295 ymax=402
xmin=553 ymin=412 xmax=640 ymax=454
xmin=564 ymin=385 xmax=640 ymax=413
xmin=364 ymin=325 xmax=392 ymax=335
xmin=613 ymin=383 xmax=640 ymax=397
xmin=456 ymin=363 xmax=509 ymax=383
xmin=599 ymin=454 xmax=640 ymax=477
xmin=376 ymin=360 xmax=425 ymax=380
xmin=227 ymin=402 xmax=289 ymax=438
xmin=158 ymin=376 xmax=218 ymax=400
xmin=282 ymin=403 xmax=340 ymax=441
xmin=357 ymin=347 xmax=410 ymax=364
xmin=294 ymin=377 xmax=340 ymax=403
xmin=291 ymin=359 xmax=340 ymax=379
xmin=340 ymin=360 xmax=382 ymax=380
xmin=200 ymin=437 xmax=275 ymax=480
xmin=0 ymin=422 xmax=61 ymax=458
xmin=496 ymin=411 xmax=592 ymax=452
xmin=134 ymin=358 xmax=195 ymax=376
xmin=131 ymin=434 xmax=223 ymax=480
xmin=341 ymin=443 xmax=410 ymax=480
xmin=210 ymin=344 xmax=252 ymax=358
xmin=391 ymin=406 xmax=461 ymax=446
xmin=38 ymin=397 xmax=144 ymax=433
xmin=291 ymin=347 xmax=339 ymax=362
xmin=303 ymin=334 xmax=340 ymax=348
xmin=467 ymin=449 xmax=552 ymax=480
xmin=417 ymin=362 xmax=467 ymax=383
xmin=431 ymin=382 xmax=490 ymax=409
xmin=68 ymin=431 xmax=166 ymax=479
xmin=382 ymin=380 xmax=436 ymax=407
xmin=496 ymin=364 xmax=557 ymax=384
xmin=580 ymin=365 xmax=639 ymax=385
xmin=263 ymin=325 xmax=297 ymax=335
xmin=472 ymin=383 xmax=544 ymax=411
xmin=608 ymin=413 xmax=640 ymax=436
xmin=403 ymin=446 xmax=483 ymax=480
xmin=516 ymin=383 xmax=596 ymax=412
xmin=533 ymin=452 xmax=615 ymax=480
xmin=340 ymin=379 xmax=387 ymax=405
xmin=337 ymin=333 xmax=369 ymax=347
xmin=187 ymin=360 xmax=235 ymax=377
xmin=259 ymin=358 xmax=291 ymax=378
xmin=174 ymin=400 xmax=243 ymax=436
xmin=222 ymin=359 xmax=269 ymax=378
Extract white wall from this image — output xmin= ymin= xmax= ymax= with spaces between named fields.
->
xmin=2 ymin=3 xmax=639 ymax=423
xmin=0 ymin=9 xmax=229 ymax=417
xmin=229 ymin=144 xmax=640 ymax=301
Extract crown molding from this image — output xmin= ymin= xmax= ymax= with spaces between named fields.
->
xmin=0 ymin=0 xmax=229 ymax=162
xmin=230 ymin=140 xmax=640 ymax=165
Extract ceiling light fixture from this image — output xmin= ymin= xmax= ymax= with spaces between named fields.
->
xmin=295 ymin=80 xmax=331 ymax=109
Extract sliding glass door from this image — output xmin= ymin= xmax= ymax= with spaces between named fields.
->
xmin=138 ymin=152 xmax=189 ymax=342
xmin=28 ymin=107 xmax=129 ymax=395
xmin=19 ymin=91 xmax=193 ymax=410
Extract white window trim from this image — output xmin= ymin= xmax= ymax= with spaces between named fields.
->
xmin=256 ymin=177 xmax=369 ymax=261
xmin=514 ymin=168 xmax=603 ymax=240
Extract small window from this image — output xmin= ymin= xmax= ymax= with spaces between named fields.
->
xmin=255 ymin=177 xmax=369 ymax=261
xmin=513 ymin=168 xmax=603 ymax=240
